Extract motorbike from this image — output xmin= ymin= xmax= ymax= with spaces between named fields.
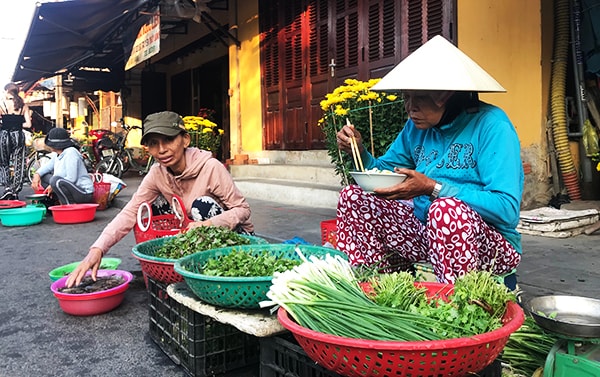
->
xmin=95 ymin=120 xmax=154 ymax=178
xmin=89 ymin=128 xmax=116 ymax=164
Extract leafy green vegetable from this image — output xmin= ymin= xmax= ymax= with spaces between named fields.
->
xmin=369 ymin=272 xmax=427 ymax=311
xmin=155 ymin=226 xmax=251 ymax=259
xmin=500 ymin=315 xmax=558 ymax=376
xmin=199 ymin=249 xmax=301 ymax=277
xmin=536 ymin=310 xmax=558 ymax=319
xmin=268 ymin=259 xmax=517 ymax=342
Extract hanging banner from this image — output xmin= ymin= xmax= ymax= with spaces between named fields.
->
xmin=125 ymin=7 xmax=160 ymax=70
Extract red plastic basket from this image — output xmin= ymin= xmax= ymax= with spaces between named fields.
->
xmin=132 ymin=237 xmax=185 ymax=285
xmin=133 ymin=195 xmax=188 ymax=244
xmin=320 ymin=219 xmax=337 ymax=247
xmin=277 ymin=282 xmax=524 ymax=377
xmin=136 ymin=257 xmax=184 ymax=285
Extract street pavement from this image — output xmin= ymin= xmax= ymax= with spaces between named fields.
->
xmin=1 ymin=170 xmax=599 ymax=377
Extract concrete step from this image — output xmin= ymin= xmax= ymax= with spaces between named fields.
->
xmin=230 ymin=163 xmax=341 ymax=187
xmin=229 ymin=154 xmax=343 ymax=209
xmin=233 ymin=177 xmax=340 ymax=209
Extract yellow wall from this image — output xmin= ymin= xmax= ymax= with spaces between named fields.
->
xmin=229 ymin=1 xmax=262 ymax=154
xmin=458 ymin=0 xmax=544 ymax=147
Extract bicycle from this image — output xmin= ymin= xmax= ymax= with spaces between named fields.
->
xmin=95 ymin=120 xmax=155 ymax=178
xmin=25 ymin=146 xmax=53 ymax=183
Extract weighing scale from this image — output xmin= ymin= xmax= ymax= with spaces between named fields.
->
xmin=26 ymin=193 xmax=49 ymax=205
xmin=527 ymin=295 xmax=600 ymax=377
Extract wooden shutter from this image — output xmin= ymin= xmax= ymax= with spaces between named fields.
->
xmin=281 ymin=1 xmax=307 ymax=149
xmin=260 ymin=0 xmax=282 ymax=149
xmin=260 ymin=0 xmax=455 ymax=151
xmin=307 ymin=0 xmax=330 ymax=148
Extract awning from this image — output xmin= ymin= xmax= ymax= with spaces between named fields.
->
xmin=12 ymin=0 xmax=150 ymax=92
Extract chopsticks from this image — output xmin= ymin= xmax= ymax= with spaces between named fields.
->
xmin=347 ymin=118 xmax=364 ymax=172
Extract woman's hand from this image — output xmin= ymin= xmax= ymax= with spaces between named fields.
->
xmin=30 ymin=173 xmax=41 ymax=191
xmin=186 ymin=220 xmax=213 ymax=231
xmin=336 ymin=123 xmax=364 ymax=155
xmin=64 ymin=247 xmax=103 ymax=288
xmin=373 ymin=168 xmax=438 ymax=200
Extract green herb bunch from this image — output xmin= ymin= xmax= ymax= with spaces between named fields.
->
xmin=369 ymin=272 xmax=427 ymax=311
xmin=411 ymin=271 xmax=515 ymax=338
xmin=318 ymin=78 xmax=407 ymax=185
xmin=369 ymin=270 xmax=516 ymax=339
xmin=199 ymin=249 xmax=301 ymax=277
xmin=155 ymin=226 xmax=251 ymax=259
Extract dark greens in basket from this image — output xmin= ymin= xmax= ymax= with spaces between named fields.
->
xmin=154 ymin=226 xmax=251 ymax=259
xmin=174 ymin=244 xmax=349 ymax=309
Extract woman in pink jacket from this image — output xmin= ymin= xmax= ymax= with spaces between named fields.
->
xmin=66 ymin=111 xmax=254 ymax=287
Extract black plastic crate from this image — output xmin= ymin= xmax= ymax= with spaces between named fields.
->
xmin=147 ymin=277 xmax=260 ymax=377
xmin=260 ymin=333 xmax=502 ymax=377
xmin=259 ymin=333 xmax=342 ymax=377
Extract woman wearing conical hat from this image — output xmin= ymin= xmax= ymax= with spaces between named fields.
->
xmin=336 ymin=36 xmax=522 ymax=286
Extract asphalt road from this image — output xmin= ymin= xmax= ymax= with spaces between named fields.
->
xmin=1 ymin=172 xmax=599 ymax=377
xmin=0 ymin=181 xmax=334 ymax=377
xmin=0 ymin=205 xmax=192 ymax=377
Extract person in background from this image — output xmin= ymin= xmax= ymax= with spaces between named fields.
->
xmin=31 ymin=127 xmax=94 ymax=205
xmin=335 ymin=36 xmax=523 ymax=286
xmin=0 ymin=83 xmax=32 ymax=200
xmin=66 ymin=111 xmax=254 ymax=287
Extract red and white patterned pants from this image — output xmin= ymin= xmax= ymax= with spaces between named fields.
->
xmin=336 ymin=185 xmax=521 ymax=283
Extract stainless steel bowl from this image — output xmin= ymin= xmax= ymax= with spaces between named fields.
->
xmin=527 ymin=295 xmax=600 ymax=338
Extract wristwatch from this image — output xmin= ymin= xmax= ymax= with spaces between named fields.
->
xmin=429 ymin=181 xmax=442 ymax=202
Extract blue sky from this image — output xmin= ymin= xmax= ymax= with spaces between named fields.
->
xmin=0 ymin=1 xmax=38 ymax=84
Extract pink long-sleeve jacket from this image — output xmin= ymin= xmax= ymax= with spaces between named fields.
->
xmin=91 ymin=148 xmax=254 ymax=254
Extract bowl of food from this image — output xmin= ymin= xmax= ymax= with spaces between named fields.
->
xmin=0 ymin=206 xmax=45 ymax=226
xmin=50 ymin=269 xmax=133 ymax=316
xmin=174 ymin=244 xmax=348 ymax=309
xmin=350 ymin=169 xmax=407 ymax=193
xmin=48 ymin=203 xmax=99 ymax=224
xmin=48 ymin=258 xmax=123 ymax=282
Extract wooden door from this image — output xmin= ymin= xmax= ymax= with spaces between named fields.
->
xmin=260 ymin=0 xmax=455 ymax=151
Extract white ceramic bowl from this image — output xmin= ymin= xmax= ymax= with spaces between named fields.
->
xmin=350 ymin=170 xmax=407 ymax=192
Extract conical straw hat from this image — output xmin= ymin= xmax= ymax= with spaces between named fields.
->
xmin=371 ymin=35 xmax=506 ymax=92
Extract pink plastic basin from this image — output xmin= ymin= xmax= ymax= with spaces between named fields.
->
xmin=50 ymin=269 xmax=134 ymax=316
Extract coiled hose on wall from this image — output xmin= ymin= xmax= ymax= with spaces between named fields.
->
xmin=550 ymin=0 xmax=582 ymax=200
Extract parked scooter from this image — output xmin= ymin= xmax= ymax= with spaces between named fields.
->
xmin=89 ymin=128 xmax=116 ymax=164
xmin=95 ymin=120 xmax=154 ymax=178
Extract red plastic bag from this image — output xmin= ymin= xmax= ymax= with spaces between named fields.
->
xmin=91 ymin=173 xmax=111 ymax=210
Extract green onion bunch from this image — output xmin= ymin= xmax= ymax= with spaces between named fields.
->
xmin=267 ymin=254 xmax=518 ymax=342
xmin=500 ymin=315 xmax=558 ymax=376
xmin=268 ymin=254 xmax=460 ymax=341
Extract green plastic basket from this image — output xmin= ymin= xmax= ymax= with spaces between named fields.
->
xmin=131 ymin=234 xmax=268 ymax=284
xmin=48 ymin=258 xmax=122 ymax=281
xmin=174 ymin=244 xmax=348 ymax=309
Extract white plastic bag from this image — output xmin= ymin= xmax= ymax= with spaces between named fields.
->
xmin=99 ymin=173 xmax=127 ymax=199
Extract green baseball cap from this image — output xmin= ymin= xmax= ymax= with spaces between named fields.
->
xmin=141 ymin=111 xmax=187 ymax=145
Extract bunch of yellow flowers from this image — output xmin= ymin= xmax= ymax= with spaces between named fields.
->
xmin=183 ymin=115 xmax=224 ymax=153
xmin=318 ymin=78 xmax=407 ymax=185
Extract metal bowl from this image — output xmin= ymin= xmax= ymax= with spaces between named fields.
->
xmin=527 ymin=295 xmax=600 ymax=338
